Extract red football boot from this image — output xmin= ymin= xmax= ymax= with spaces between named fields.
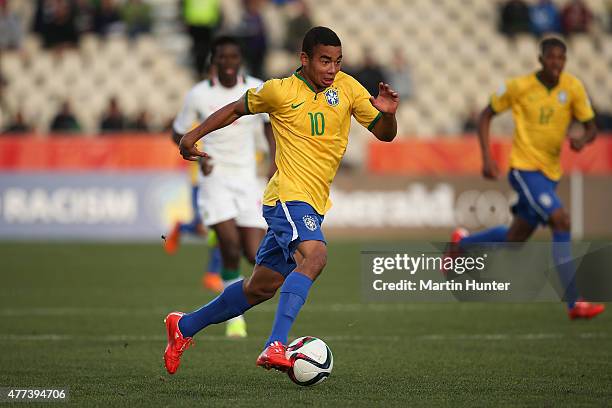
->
xmin=568 ymin=301 xmax=605 ymax=320
xmin=163 ymin=312 xmax=193 ymax=374
xmin=256 ymin=341 xmax=292 ymax=371
xmin=442 ymin=228 xmax=469 ymax=275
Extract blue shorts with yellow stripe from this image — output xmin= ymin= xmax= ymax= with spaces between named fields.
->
xmin=508 ymin=169 xmax=562 ymax=227
xmin=255 ymin=201 xmax=326 ymax=277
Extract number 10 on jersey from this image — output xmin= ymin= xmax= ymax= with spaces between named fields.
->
xmin=308 ymin=112 xmax=325 ymax=136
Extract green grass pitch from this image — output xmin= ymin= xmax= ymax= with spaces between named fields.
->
xmin=1 ymin=241 xmax=611 ymax=407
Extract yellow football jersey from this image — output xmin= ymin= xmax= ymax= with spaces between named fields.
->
xmin=246 ymin=69 xmax=381 ymax=214
xmin=490 ymin=72 xmax=594 ymax=180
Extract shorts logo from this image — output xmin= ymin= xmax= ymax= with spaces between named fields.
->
xmin=558 ymin=91 xmax=568 ymax=104
xmin=303 ymin=215 xmax=319 ymax=231
xmin=325 ymin=88 xmax=339 ymax=107
xmin=538 ymin=193 xmax=553 ymax=208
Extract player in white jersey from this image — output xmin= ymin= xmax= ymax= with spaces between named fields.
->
xmin=172 ymin=36 xmax=276 ymax=338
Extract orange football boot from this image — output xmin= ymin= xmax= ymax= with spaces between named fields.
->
xmin=201 ymin=272 xmax=224 ymax=293
xmin=163 ymin=222 xmax=181 ymax=255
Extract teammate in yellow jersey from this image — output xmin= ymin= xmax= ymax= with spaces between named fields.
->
xmin=163 ymin=26 xmax=399 ymax=375
xmin=450 ymin=37 xmax=604 ymax=320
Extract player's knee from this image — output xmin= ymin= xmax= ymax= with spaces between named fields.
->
xmin=305 ymin=249 xmax=327 ymax=273
xmin=244 ymin=250 xmax=257 ymax=265
xmin=550 ymin=211 xmax=570 ymax=232
xmin=244 ymin=278 xmax=279 ymax=303
xmin=222 ymin=242 xmax=242 ymax=263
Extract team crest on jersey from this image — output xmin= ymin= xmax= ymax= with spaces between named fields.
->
xmin=557 ymin=91 xmax=568 ymax=104
xmin=538 ymin=193 xmax=553 ymax=208
xmin=324 ymin=88 xmax=339 ymax=107
xmin=303 ymin=215 xmax=319 ymax=231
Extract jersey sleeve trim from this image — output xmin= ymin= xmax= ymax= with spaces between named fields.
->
xmin=244 ymin=91 xmax=252 ymax=114
xmin=489 ymin=97 xmax=502 ymax=114
xmin=367 ymin=112 xmax=383 ymax=131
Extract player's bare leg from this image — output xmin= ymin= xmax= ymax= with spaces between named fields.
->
xmin=548 ymin=209 xmax=605 ymax=319
xmin=213 ymin=219 xmax=242 ymax=270
xmin=243 ymin=264 xmax=286 ymax=305
xmin=506 ymin=216 xmax=536 ymax=242
xmin=293 ymin=240 xmax=327 ymax=281
xmin=238 ymin=226 xmax=266 ymax=264
xmin=257 ymin=241 xmax=327 ymax=371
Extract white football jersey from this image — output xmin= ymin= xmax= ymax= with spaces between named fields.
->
xmin=173 ymin=75 xmax=269 ymax=177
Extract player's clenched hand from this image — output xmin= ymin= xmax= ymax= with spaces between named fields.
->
xmin=179 ymin=135 xmax=208 ymax=161
xmin=369 ymin=83 xmax=399 ymax=114
xmin=482 ymin=159 xmax=500 ymax=180
xmin=199 ymin=156 xmax=213 ymax=176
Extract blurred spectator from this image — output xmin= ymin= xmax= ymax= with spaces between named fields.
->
xmin=608 ymin=2 xmax=612 ymax=33
xmin=2 ymin=108 xmax=31 ymax=135
xmin=33 ymin=0 xmax=79 ymax=50
xmin=94 ymin=0 xmax=123 ymax=37
xmin=499 ymin=0 xmax=531 ymax=37
xmin=529 ymin=0 xmax=561 ymax=37
xmin=50 ymin=101 xmax=81 ymax=133
xmin=561 ymin=0 xmax=592 ymax=35
xmin=99 ymin=97 xmax=126 ymax=133
xmin=129 ymin=110 xmax=151 ymax=131
xmin=121 ymin=0 xmax=152 ymax=39
xmin=354 ymin=49 xmax=387 ymax=97
xmin=283 ymin=0 xmax=312 ymax=53
xmin=383 ymin=48 xmax=413 ymax=101
xmin=74 ymin=0 xmax=96 ymax=35
xmin=0 ymin=0 xmax=23 ymax=50
xmin=595 ymin=108 xmax=612 ymax=132
xmin=462 ymin=108 xmax=480 ymax=134
xmin=237 ymin=0 xmax=268 ymax=79
xmin=181 ymin=0 xmax=221 ymax=78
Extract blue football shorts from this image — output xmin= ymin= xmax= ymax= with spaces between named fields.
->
xmin=255 ymin=200 xmax=326 ymax=277
xmin=508 ymin=168 xmax=562 ymax=227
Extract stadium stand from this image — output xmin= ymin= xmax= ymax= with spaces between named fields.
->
xmin=0 ymin=0 xmax=610 ymax=145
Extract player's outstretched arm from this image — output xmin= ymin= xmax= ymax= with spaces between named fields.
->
xmin=179 ymin=96 xmax=248 ymax=161
xmin=369 ymin=82 xmax=399 ymax=142
xmin=570 ymin=119 xmax=597 ymax=152
xmin=477 ymin=105 xmax=499 ymax=180
xmin=171 ymin=129 xmax=183 ymax=146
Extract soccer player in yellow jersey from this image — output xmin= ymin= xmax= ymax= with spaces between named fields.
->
xmin=163 ymin=26 xmax=399 ymax=374
xmin=451 ymin=37 xmax=604 ymax=320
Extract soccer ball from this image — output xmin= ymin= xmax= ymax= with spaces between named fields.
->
xmin=285 ymin=336 xmax=333 ymax=386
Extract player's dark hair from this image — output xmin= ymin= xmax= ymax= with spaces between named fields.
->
xmin=302 ymin=26 xmax=341 ymax=57
xmin=540 ymin=37 xmax=566 ymax=55
xmin=210 ymin=35 xmax=241 ymax=60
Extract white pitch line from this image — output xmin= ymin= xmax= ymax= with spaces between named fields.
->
xmin=0 ymin=334 xmax=401 ymax=343
xmin=0 ymin=303 xmax=510 ymax=317
xmin=0 ymin=333 xmax=606 ymax=343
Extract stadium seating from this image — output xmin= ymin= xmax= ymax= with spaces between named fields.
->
xmin=1 ymin=0 xmax=610 ymax=143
